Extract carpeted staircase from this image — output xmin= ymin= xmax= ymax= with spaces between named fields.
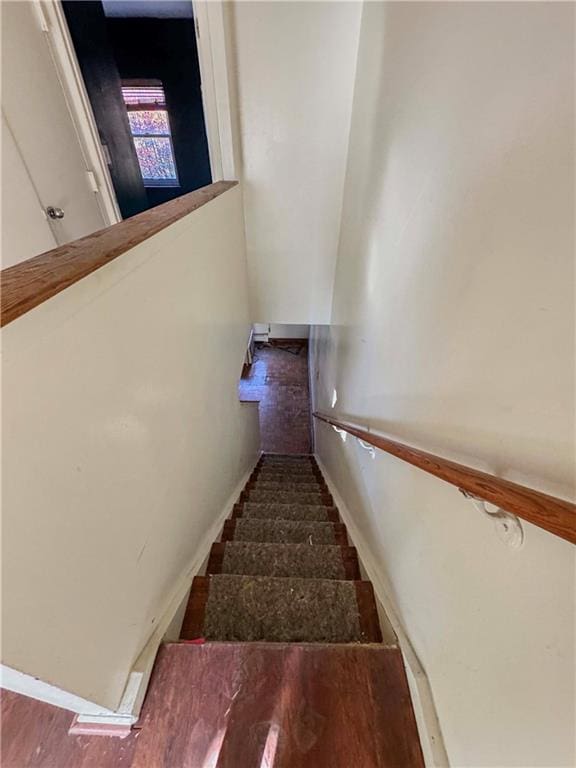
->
xmin=181 ymin=453 xmax=383 ymax=644
xmin=1 ymin=454 xmax=424 ymax=767
xmin=172 ymin=454 xmax=423 ymax=766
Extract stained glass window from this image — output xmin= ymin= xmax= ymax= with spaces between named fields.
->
xmin=132 ymin=137 xmax=177 ymax=181
xmin=128 ymin=111 xmax=170 ymax=136
xmin=121 ymin=82 xmax=179 ymax=188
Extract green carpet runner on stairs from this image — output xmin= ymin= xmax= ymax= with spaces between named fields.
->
xmin=181 ymin=454 xmax=382 ymax=645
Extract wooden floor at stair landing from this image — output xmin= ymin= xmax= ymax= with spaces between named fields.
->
xmin=1 ymin=642 xmax=423 ymax=767
xmin=238 ymin=341 xmax=312 ymax=454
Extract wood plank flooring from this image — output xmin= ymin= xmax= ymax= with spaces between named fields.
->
xmin=1 ymin=642 xmax=424 ymax=767
xmin=238 ymin=343 xmax=312 ymax=454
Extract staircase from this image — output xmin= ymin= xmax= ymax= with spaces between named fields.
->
xmin=171 ymin=453 xmax=425 ymax=767
xmin=181 ymin=453 xmax=382 ymax=643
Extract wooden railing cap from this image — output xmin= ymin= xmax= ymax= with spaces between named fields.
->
xmin=1 ymin=181 xmax=237 ymax=327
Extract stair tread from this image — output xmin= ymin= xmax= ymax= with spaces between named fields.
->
xmin=257 ymin=472 xmax=319 ymax=481
xmin=208 ymin=541 xmax=353 ymax=579
xmin=260 ymin=460 xmax=317 ymax=468
xmin=238 ymin=502 xmax=337 ymax=522
xmin=262 ymin=453 xmax=314 ymax=460
xmin=184 ymin=574 xmax=380 ymax=643
xmin=261 ymin=462 xmax=316 ymax=469
xmin=246 ymin=490 xmax=329 ymax=505
xmin=254 ymin=471 xmax=321 ymax=483
xmin=250 ymin=480 xmax=322 ymax=491
xmin=0 ymin=641 xmax=423 ymax=767
xmin=223 ymin=517 xmax=347 ymax=544
xmin=261 ymin=455 xmax=315 ymax=461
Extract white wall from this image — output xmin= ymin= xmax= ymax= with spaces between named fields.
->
xmin=230 ymin=1 xmax=361 ymax=324
xmin=311 ymin=2 xmax=575 ymax=766
xmin=2 ymin=186 xmax=260 ymax=711
xmin=269 ymin=324 xmax=309 ymax=340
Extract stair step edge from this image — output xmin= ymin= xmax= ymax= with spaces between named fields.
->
xmin=207 ymin=541 xmax=360 ymax=580
xmin=232 ymin=505 xmax=340 ymax=523
xmin=221 ymin=518 xmax=348 ymax=546
xmin=180 ymin=575 xmax=381 ymax=644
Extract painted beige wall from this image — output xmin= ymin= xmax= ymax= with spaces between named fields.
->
xmin=311 ymin=2 xmax=575 ymax=766
xmin=230 ymin=1 xmax=361 ymax=324
xmin=269 ymin=324 xmax=309 ymax=340
xmin=2 ymin=186 xmax=260 ymax=710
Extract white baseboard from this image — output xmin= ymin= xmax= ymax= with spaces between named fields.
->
xmin=0 ymin=665 xmax=121 ymax=718
xmin=3 ymin=455 xmax=261 ymax=727
xmin=315 ymin=455 xmax=450 ymax=768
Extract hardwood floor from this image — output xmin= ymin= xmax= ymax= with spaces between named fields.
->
xmin=238 ymin=342 xmax=312 ymax=454
xmin=1 ymin=643 xmax=424 ymax=767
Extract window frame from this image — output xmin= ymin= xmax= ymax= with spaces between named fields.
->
xmin=121 ymin=80 xmax=180 ymax=189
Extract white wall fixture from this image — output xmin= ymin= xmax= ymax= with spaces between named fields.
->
xmin=460 ymin=490 xmax=524 ymax=550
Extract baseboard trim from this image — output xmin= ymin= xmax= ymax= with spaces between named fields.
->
xmin=315 ymin=455 xmax=450 ymax=768
xmin=0 ymin=665 xmax=121 ymax=719
xmin=69 ymin=715 xmax=132 ymax=738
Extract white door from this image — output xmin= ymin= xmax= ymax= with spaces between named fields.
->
xmin=1 ymin=1 xmax=108 ymax=262
xmin=2 ymin=112 xmax=57 ymax=268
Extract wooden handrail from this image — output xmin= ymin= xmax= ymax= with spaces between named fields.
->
xmin=313 ymin=412 xmax=576 ymax=545
xmin=0 ymin=181 xmax=237 ymax=327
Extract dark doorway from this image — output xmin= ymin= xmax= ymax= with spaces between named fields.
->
xmin=63 ymin=1 xmax=212 ymax=218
